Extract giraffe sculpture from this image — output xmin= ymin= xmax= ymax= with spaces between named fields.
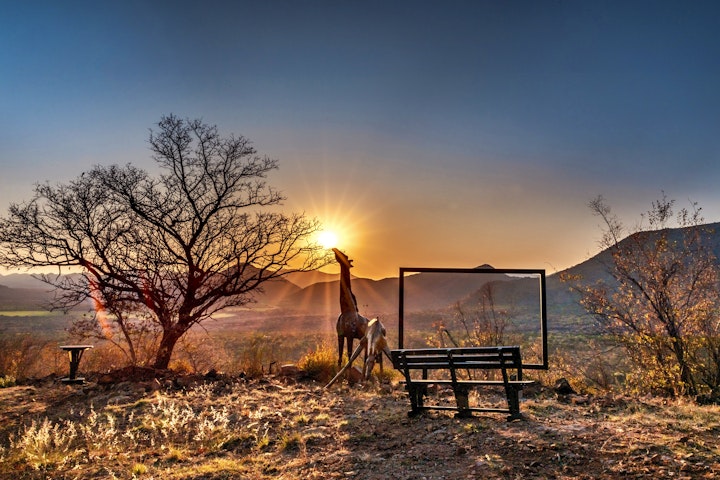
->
xmin=333 ymin=248 xmax=370 ymax=370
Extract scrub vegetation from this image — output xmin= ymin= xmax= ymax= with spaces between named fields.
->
xmin=3 ymin=190 xmax=720 ymax=477
xmin=1 ymin=369 xmax=720 ymax=479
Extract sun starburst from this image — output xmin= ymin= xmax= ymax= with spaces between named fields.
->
xmin=317 ymin=230 xmax=339 ymax=249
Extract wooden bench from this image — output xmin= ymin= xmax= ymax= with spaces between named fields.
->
xmin=390 ymin=346 xmax=534 ymax=421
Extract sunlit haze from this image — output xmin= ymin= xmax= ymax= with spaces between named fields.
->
xmin=2 ymin=2 xmax=720 ymax=280
xmin=317 ymin=231 xmax=339 ymax=250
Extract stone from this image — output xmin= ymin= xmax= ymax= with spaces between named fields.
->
xmin=279 ymin=364 xmax=301 ymax=377
xmin=140 ymin=379 xmax=162 ymax=393
xmin=174 ymin=375 xmax=201 ymax=390
xmin=347 ymin=366 xmax=363 ymax=384
xmin=554 ymin=378 xmax=576 ymax=395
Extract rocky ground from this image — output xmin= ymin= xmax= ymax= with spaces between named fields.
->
xmin=1 ymin=370 xmax=720 ymax=479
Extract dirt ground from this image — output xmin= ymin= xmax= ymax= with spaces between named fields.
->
xmin=1 ymin=372 xmax=720 ymax=479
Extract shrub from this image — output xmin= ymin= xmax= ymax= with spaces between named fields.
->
xmin=571 ymin=195 xmax=720 ymax=396
xmin=0 ymin=375 xmax=16 ymax=388
xmin=299 ymin=343 xmax=338 ymax=383
xmin=279 ymin=432 xmax=303 ymax=452
xmin=0 ymin=334 xmax=61 ymax=380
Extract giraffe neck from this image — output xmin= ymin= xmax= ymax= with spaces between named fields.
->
xmin=339 ymin=262 xmax=357 ymax=314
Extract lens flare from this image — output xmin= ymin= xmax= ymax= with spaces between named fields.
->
xmin=88 ymin=277 xmax=113 ymax=340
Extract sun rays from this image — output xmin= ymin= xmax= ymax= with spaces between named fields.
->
xmin=317 ymin=230 xmax=339 ymax=250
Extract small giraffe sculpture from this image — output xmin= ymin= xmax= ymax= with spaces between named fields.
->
xmin=333 ymin=248 xmax=370 ymax=370
xmin=362 ymin=318 xmax=391 ymax=380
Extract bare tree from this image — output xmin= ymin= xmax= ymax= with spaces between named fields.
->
xmin=566 ymin=194 xmax=720 ymax=396
xmin=432 ymin=281 xmax=512 ymax=349
xmin=452 ymin=281 xmax=511 ymax=347
xmin=0 ymin=115 xmax=330 ymax=369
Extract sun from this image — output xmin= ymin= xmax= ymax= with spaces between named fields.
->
xmin=317 ymin=230 xmax=339 ymax=249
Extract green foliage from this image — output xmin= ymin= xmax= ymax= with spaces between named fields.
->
xmin=529 ymin=334 xmax=630 ymax=394
xmin=131 ymin=463 xmax=148 ymax=475
xmin=235 ymin=333 xmax=282 ymax=378
xmin=452 ymin=282 xmax=513 ymax=347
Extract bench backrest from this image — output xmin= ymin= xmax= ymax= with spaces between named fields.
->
xmin=391 ymin=346 xmax=524 ymax=382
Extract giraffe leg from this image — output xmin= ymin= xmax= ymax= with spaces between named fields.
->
xmin=337 ymin=335 xmax=344 ymax=367
xmin=347 ymin=337 xmax=354 ymax=369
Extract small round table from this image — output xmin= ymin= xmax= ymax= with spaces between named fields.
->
xmin=59 ymin=345 xmax=93 ymax=384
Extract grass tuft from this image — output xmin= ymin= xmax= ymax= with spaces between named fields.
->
xmin=279 ymin=432 xmax=304 ymax=452
xmin=131 ymin=462 xmax=148 ymax=475
xmin=0 ymin=375 xmax=16 ymax=388
xmin=298 ymin=343 xmax=338 ymax=383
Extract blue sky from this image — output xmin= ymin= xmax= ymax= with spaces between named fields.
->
xmin=2 ymin=1 xmax=719 ymax=278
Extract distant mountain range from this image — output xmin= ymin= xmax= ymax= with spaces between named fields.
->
xmin=0 ymin=282 xmax=57 ymax=310
xmin=3 ymin=222 xmax=720 ymax=334
xmin=0 ymin=266 xmax=504 ymax=315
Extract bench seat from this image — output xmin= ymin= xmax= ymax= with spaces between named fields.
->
xmin=391 ymin=346 xmax=533 ymax=421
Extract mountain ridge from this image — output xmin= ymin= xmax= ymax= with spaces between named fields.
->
xmin=4 ymin=222 xmax=720 ymax=327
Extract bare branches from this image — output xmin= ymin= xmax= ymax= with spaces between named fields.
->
xmin=571 ymin=194 xmax=720 ymax=396
xmin=0 ymin=115 xmax=331 ymax=369
xmin=588 ymin=195 xmax=624 ymax=248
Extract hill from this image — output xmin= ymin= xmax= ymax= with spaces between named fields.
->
xmin=0 ymin=273 xmax=50 ymax=289
xmin=291 ymin=222 xmax=720 ymax=330
xmin=279 ymin=277 xmax=396 ymax=316
xmin=0 ymin=284 xmax=56 ymax=311
xmin=545 ymin=221 xmax=720 ymax=331
xmin=556 ymin=221 xmax=720 ymax=283
xmin=280 ymin=266 xmax=515 ymax=317
xmin=282 ymin=270 xmax=339 ymax=289
xmin=4 ymin=222 xmax=720 ymax=335
xmin=0 ymin=271 xmax=304 ymax=312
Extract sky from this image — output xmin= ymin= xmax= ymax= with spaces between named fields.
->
xmin=2 ymin=1 xmax=720 ymax=279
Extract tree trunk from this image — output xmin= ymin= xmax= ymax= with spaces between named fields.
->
xmin=672 ymin=337 xmax=697 ymax=396
xmin=153 ymin=327 xmax=183 ymax=370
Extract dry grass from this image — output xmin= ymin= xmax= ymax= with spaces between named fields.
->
xmin=1 ymin=376 xmax=720 ymax=479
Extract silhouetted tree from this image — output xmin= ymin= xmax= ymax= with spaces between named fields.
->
xmin=0 ymin=115 xmax=330 ymax=369
xmin=565 ymin=194 xmax=720 ymax=396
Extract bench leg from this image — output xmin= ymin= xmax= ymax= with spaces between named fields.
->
xmin=505 ymin=385 xmax=524 ymax=421
xmin=406 ymin=384 xmax=427 ymax=417
xmin=453 ymin=385 xmax=473 ymax=418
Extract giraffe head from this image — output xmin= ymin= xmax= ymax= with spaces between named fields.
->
xmin=333 ymin=248 xmax=354 ymax=269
